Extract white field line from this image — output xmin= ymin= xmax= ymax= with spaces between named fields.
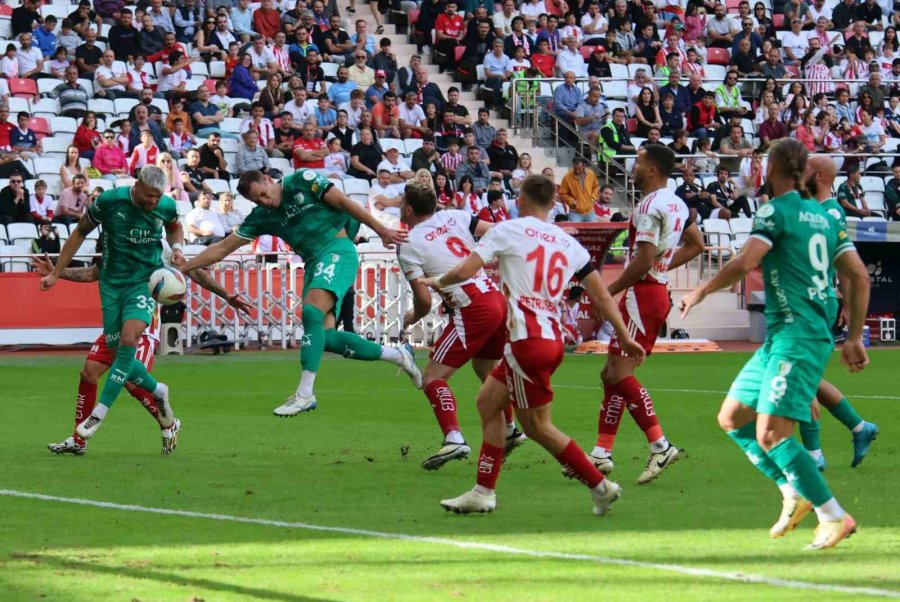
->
xmin=1 ymin=489 xmax=897 ymax=599
xmin=554 ymin=385 xmax=900 ymax=401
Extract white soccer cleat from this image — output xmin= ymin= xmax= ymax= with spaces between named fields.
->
xmin=561 ymin=453 xmax=614 ymax=479
xmin=637 ymin=445 xmax=682 ymax=485
xmin=273 ymin=393 xmax=318 ymax=417
xmin=154 ymin=382 xmax=175 ymax=429
xmin=422 ymin=441 xmax=471 ymax=471
xmin=504 ymin=427 xmax=527 ymax=458
xmin=161 ymin=418 xmax=182 ymax=456
xmin=805 ymin=514 xmax=858 ymax=550
xmin=75 ymin=413 xmax=104 ymax=440
xmin=47 ymin=436 xmax=86 ymax=456
xmin=591 ymin=479 xmax=622 ymax=516
xmin=770 ymin=497 xmax=813 ymax=538
xmin=397 ymin=343 xmax=423 ymax=389
xmin=440 ymin=487 xmax=497 ymax=514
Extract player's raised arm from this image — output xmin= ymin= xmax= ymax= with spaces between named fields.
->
xmin=322 ymin=185 xmax=408 ymax=246
xmin=834 ymin=245 xmax=871 ymax=373
xmin=425 ymin=253 xmax=486 ymax=290
xmin=40 ymin=212 xmax=98 ymax=291
xmin=179 ymin=233 xmax=248 ymax=273
xmin=680 ymin=234 xmax=771 ymax=318
xmin=668 ymin=221 xmax=705 ymax=271
xmin=580 ymin=269 xmax=646 ymax=363
xmin=32 ymin=253 xmax=100 ymax=282
xmin=186 ymin=266 xmax=254 ymax=315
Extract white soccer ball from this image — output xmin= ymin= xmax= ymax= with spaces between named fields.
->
xmin=149 ymin=267 xmax=187 ymax=305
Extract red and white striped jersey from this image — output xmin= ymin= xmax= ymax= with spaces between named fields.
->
xmin=398 ymin=209 xmax=497 ymax=309
xmin=628 ymin=188 xmax=689 ymax=285
xmin=474 ymin=216 xmax=591 ymax=343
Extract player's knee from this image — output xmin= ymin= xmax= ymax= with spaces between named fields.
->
xmin=717 ymin=408 xmax=737 ymax=432
xmin=79 ymin=368 xmax=99 ymax=385
xmin=302 ymin=303 xmax=326 ymax=326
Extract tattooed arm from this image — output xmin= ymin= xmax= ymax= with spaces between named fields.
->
xmin=31 ymin=254 xmax=100 ymax=282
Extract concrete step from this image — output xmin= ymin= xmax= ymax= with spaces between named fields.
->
xmin=668 ymin=307 xmax=751 ymax=342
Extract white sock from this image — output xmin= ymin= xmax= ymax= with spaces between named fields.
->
xmin=152 ymin=383 xmax=166 ymax=398
xmin=808 ymin=449 xmax=824 ymax=461
xmin=778 ymin=482 xmax=800 ymax=500
xmin=814 ymin=497 xmax=846 ymax=522
xmin=593 ymin=480 xmax=609 ymax=494
xmin=297 ymin=370 xmax=317 ymax=398
xmin=474 ymin=484 xmax=494 ymax=495
xmin=649 ymin=436 xmax=670 ymax=453
xmin=505 ymin=422 xmax=516 ymax=437
xmin=379 ymin=346 xmax=403 ymax=365
xmin=591 ymin=446 xmax=612 ymax=458
xmin=851 ymin=421 xmax=865 ymax=433
xmin=92 ymin=404 xmax=108 ymax=419
xmin=445 ymin=430 xmax=465 ymax=444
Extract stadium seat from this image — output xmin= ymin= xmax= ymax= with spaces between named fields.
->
xmin=0 ymin=5 xmax=11 ymax=17
xmin=0 ymin=225 xmax=7 ymax=245
xmin=9 ymin=78 xmax=37 ymax=100
xmin=209 ymin=61 xmax=226 ymax=78
xmin=867 ymin=192 xmax=887 ymax=216
xmin=0 ymin=244 xmax=30 ymax=272
xmin=41 ymin=137 xmax=72 ymax=154
xmin=707 ymin=48 xmax=730 ymax=65
xmin=380 ymin=138 xmax=404 ymax=153
xmin=603 ymin=80 xmax=627 ymax=99
xmin=205 ymin=179 xmax=230 ymax=195
xmin=6 ymin=223 xmax=38 ymax=246
xmin=344 ymin=178 xmax=371 ymax=195
xmin=404 ymin=138 xmax=424 ymax=154
xmin=218 ymin=137 xmax=239 ymax=153
xmin=48 ymin=116 xmax=76 ymax=135
xmin=183 ymin=244 xmax=208 ymax=256
xmin=7 ymin=97 xmax=29 ymax=114
xmin=328 ymin=178 xmax=345 ymax=192
xmin=321 ymin=62 xmax=339 ymax=78
xmin=88 ymin=98 xmax=115 ymax=117
xmin=269 ymin=157 xmax=292 ymax=174
xmin=28 ymin=117 xmax=50 ymax=137
xmin=701 ymin=219 xmax=733 ymax=258
xmin=150 ymin=98 xmax=169 ymax=115
xmin=609 ymin=64 xmax=628 ymax=79
xmin=113 ymin=98 xmax=139 ymax=116
xmin=222 ymin=117 xmax=242 ymax=132
xmin=89 ymin=178 xmax=113 ymax=192
xmin=175 ymin=200 xmax=192 ymax=216
xmin=31 ymin=97 xmax=60 ymax=118
xmin=626 ymin=119 xmax=637 ymax=134
xmin=861 ymin=176 xmax=886 ymax=192
xmin=730 ymin=217 xmax=753 ymax=251
xmin=454 ymin=46 xmax=465 ymax=63
xmin=580 ymin=46 xmax=595 ymax=60
xmin=74 ymin=240 xmax=96 ymax=263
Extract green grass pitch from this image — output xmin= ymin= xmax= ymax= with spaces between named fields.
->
xmin=0 ymin=348 xmax=897 ymax=601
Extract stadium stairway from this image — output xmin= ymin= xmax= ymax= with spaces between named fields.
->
xmin=667 ymin=290 xmax=750 ymax=341
xmin=348 ymin=5 xmax=559 ymax=177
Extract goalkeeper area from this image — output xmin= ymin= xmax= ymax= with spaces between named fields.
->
xmin=1 ymin=349 xmax=897 ymax=601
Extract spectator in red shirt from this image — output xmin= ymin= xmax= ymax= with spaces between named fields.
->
xmin=0 ymin=105 xmax=16 ymax=150
xmin=477 ymin=189 xmax=510 ymax=222
xmin=435 ymin=0 xmax=466 ymax=72
xmin=530 ymin=39 xmax=556 ymax=77
xmin=146 ymin=31 xmax=189 ymax=65
xmin=253 ymin=0 xmax=282 ymax=42
xmin=291 ymin=122 xmax=328 ymax=169
xmin=73 ymin=112 xmax=102 ymax=159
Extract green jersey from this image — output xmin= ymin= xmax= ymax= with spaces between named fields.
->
xmin=820 ymin=197 xmax=848 ymax=284
xmin=86 ymin=187 xmax=178 ymax=287
xmin=236 ymin=170 xmax=360 ymax=262
xmin=750 ymin=191 xmax=855 ymax=341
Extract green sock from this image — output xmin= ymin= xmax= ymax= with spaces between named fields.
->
xmin=324 ymin=329 xmax=383 ymax=361
xmin=127 ymin=358 xmax=158 ymax=392
xmin=766 ymin=437 xmax=833 ymax=506
xmin=727 ymin=423 xmax=788 ymax=486
xmin=828 ymin=398 xmax=864 ymax=431
xmin=799 ymin=419 xmax=822 ymax=452
xmin=300 ymin=305 xmax=327 ymax=372
xmin=98 ymin=345 xmax=137 ymax=409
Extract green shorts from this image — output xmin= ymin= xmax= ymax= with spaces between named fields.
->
xmin=100 ymin=281 xmax=157 ymax=347
xmin=727 ymin=337 xmax=833 ymax=423
xmin=302 ymin=237 xmax=359 ymax=315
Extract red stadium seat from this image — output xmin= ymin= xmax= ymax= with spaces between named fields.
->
xmin=772 ymin=14 xmax=784 ymax=29
xmin=9 ymin=78 xmax=37 ymax=100
xmin=784 ymin=64 xmax=800 ymax=77
xmin=203 ymin=78 xmax=217 ymax=93
xmin=725 ymin=0 xmax=742 ymax=10
xmin=580 ymin=46 xmax=595 ymax=60
xmin=707 ymin=48 xmax=730 ymax=65
xmin=28 ymin=117 xmax=50 ymax=138
xmin=454 ymin=45 xmax=465 ymax=62
xmin=408 ymin=9 xmax=419 ymax=26
xmin=626 ymin=118 xmax=637 ymax=134
xmin=0 ymin=5 xmax=11 ymax=17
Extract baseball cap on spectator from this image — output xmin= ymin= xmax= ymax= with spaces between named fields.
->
xmin=595 ymin=45 xmax=606 ymax=52
xmin=375 ymin=69 xmax=386 ymax=78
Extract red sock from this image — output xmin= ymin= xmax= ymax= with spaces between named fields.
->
xmin=424 ymin=380 xmax=460 ymax=436
xmin=556 ymin=439 xmax=604 ymax=488
xmin=596 ymin=382 xmax=625 ymax=450
xmin=73 ymin=379 xmax=97 ymax=446
xmin=129 ymin=386 xmax=166 ymax=428
xmin=476 ymin=442 xmax=505 ymax=490
xmin=503 ymin=403 xmax=514 ymax=426
xmin=619 ymin=376 xmax=664 ymax=443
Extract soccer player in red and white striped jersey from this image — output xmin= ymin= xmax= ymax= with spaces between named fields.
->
xmin=398 ymin=183 xmax=525 ymax=471
xmin=590 ymin=145 xmax=705 ymax=484
xmin=423 ymin=175 xmax=646 ymax=515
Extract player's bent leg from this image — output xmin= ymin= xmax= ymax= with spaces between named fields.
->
xmin=440 ymin=376 xmax=509 ymax=515
xmin=420 ymin=361 xmax=469 ymax=471
xmin=323 ymin=328 xmax=423 ymax=388
xmin=758 ymin=414 xmax=856 ymax=549
xmin=799 ymin=418 xmax=826 ymax=472
xmin=49 ymin=359 xmax=107 ymax=455
xmin=719 ymin=398 xmax=811 ymax=537
xmin=817 ymin=379 xmax=879 ymax=468
xmin=472 ymin=357 xmax=525 ymax=456
xmin=594 ymin=356 xmax=633 ymax=463
xmin=277 ymin=293 xmax=333 ymax=417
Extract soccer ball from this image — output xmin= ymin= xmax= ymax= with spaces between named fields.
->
xmin=149 ymin=267 xmax=187 ymax=305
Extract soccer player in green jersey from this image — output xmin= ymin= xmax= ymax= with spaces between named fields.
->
xmin=680 ymin=140 xmax=871 ymax=550
xmin=179 ymin=169 xmax=423 ymax=416
xmin=40 ymin=167 xmax=187 ymax=442
xmin=799 ymin=156 xmax=879 ymax=471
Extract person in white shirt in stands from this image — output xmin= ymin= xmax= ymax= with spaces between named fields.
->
xmin=216 ymin=192 xmax=244 ymax=233
xmin=247 ymin=36 xmax=278 ymax=80
xmin=95 ymin=50 xmax=133 ymax=100
xmin=16 ymin=32 xmax=49 ymax=81
xmin=156 ymin=50 xmax=192 ymax=97
xmin=283 ymin=87 xmax=311 ymax=124
xmin=581 ymin=2 xmax=608 ymax=43
xmin=126 ymin=55 xmax=154 ymax=96
xmin=781 ymin=18 xmax=810 ymax=65
xmin=186 ymin=190 xmax=227 ymax=245
xmin=492 ymin=0 xmax=519 ymax=37
xmin=377 ymin=147 xmax=414 ymax=195
xmin=556 ymin=36 xmax=588 ymax=77
xmin=520 ymin=0 xmax=547 ymax=19
xmin=369 ymin=169 xmax=403 ymax=215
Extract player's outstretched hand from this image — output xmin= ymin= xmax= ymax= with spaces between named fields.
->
xmin=169 ymin=249 xmax=187 ymax=268
xmin=417 ymin=276 xmax=437 ymax=290
xmin=841 ymin=338 xmax=870 ymax=373
xmin=377 ymin=225 xmax=409 ymax=247
xmin=31 ymin=253 xmax=53 ymax=277
xmin=226 ymin=293 xmax=254 ymax=316
xmin=620 ymin=338 xmax=646 ymax=365
xmin=403 ymin=310 xmax=417 ymax=330
xmin=679 ymin=288 xmax=706 ymax=318
xmin=40 ymin=272 xmax=58 ymax=291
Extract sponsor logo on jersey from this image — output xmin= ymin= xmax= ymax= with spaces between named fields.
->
xmin=424 ymin=219 xmax=457 ymax=241
xmin=798 ymin=211 xmax=829 ymax=228
xmin=757 ymin=203 xmax=775 ymax=218
xmin=524 ymin=227 xmax=570 ymax=247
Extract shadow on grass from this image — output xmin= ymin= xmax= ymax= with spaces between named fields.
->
xmin=31 ymin=555 xmax=338 ymax=602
